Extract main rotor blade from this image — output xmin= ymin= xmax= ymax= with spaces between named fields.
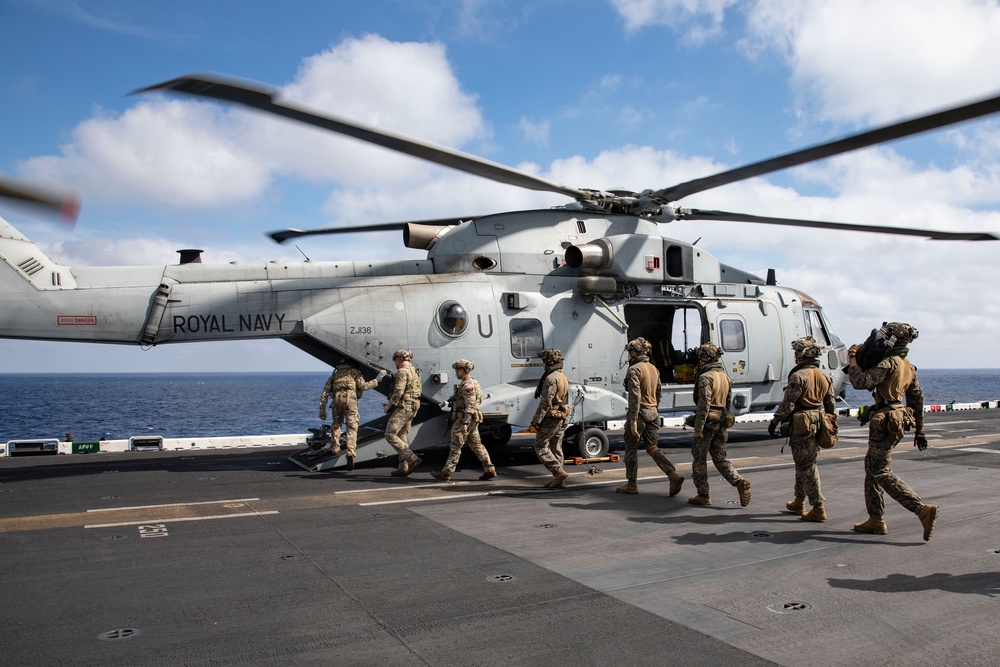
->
xmin=0 ymin=176 xmax=80 ymax=224
xmin=654 ymin=91 xmax=1000 ymax=202
xmin=678 ymin=208 xmax=998 ymax=241
xmin=267 ymin=217 xmax=470 ymax=244
xmin=136 ymin=74 xmax=591 ymax=201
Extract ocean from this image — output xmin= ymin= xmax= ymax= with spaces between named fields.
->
xmin=1 ymin=369 xmax=999 ymax=442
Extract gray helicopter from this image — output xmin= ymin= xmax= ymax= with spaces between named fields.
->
xmin=0 ymin=75 xmax=997 ymax=470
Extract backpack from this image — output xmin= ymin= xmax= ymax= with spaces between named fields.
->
xmin=855 ymin=325 xmax=897 ymax=371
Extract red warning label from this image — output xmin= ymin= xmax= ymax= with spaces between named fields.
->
xmin=57 ymin=316 xmax=97 ymax=326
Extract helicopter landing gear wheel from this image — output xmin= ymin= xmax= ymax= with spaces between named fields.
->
xmin=573 ymin=427 xmax=609 ymax=458
xmin=479 ymin=422 xmax=512 ymax=449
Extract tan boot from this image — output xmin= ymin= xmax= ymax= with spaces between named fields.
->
xmin=735 ymin=478 xmax=751 ymax=507
xmin=853 ymin=515 xmax=888 ymax=535
xmin=431 ymin=471 xmax=451 ymax=481
xmin=785 ymin=497 xmax=805 ymax=515
xmin=667 ymin=471 xmax=685 ymax=497
xmin=915 ymin=504 xmax=939 ymax=541
xmin=616 ymin=480 xmax=639 ymax=494
xmin=687 ymin=494 xmax=712 ymax=506
xmin=479 ymin=467 xmax=497 ymax=481
xmin=800 ymin=504 xmax=827 ymax=522
xmin=546 ymin=468 xmax=569 ymax=488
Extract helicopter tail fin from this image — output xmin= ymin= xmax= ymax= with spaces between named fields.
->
xmin=0 ymin=216 xmax=77 ymax=291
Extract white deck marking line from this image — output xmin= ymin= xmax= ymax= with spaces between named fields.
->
xmin=336 ymin=482 xmax=470 ymax=494
xmin=360 ymin=492 xmax=503 ymax=506
xmin=85 ymin=511 xmax=279 ymax=528
xmin=958 ymin=447 xmax=1000 ymax=454
xmin=87 ymin=498 xmax=260 ymax=512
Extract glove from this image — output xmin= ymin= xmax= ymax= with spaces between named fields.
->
xmin=529 ymin=422 xmax=540 ymax=432
xmin=914 ymin=431 xmax=928 ymax=451
xmin=768 ymin=421 xmax=779 ymax=438
xmin=375 ymin=369 xmax=388 ymax=382
xmin=693 ymin=432 xmax=703 ymax=445
xmin=319 ymin=409 xmax=326 ymax=420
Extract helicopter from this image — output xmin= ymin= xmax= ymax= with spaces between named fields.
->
xmin=1 ymin=74 xmax=997 ymax=470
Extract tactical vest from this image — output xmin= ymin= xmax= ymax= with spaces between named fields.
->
xmin=795 ymin=367 xmax=830 ymax=410
xmin=876 ymin=357 xmax=915 ymax=404
xmin=707 ymin=367 xmax=731 ymax=408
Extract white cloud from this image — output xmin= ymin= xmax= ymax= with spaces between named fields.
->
xmin=519 ymin=117 xmax=551 ymax=146
xmin=610 ymin=0 xmax=740 ymax=43
xmin=742 ymin=0 xmax=1000 ymax=124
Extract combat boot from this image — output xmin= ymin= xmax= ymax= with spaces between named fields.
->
xmin=345 ymin=455 xmax=355 ymax=471
xmin=800 ymin=504 xmax=827 ymax=522
xmin=479 ymin=467 xmax=497 ymax=481
xmin=668 ymin=471 xmax=685 ymax=497
xmin=545 ymin=468 xmax=569 ymax=488
xmin=853 ymin=515 xmax=888 ymax=535
xmin=390 ymin=467 xmax=408 ymax=477
xmin=915 ymin=504 xmax=939 ymax=541
xmin=410 ymin=456 xmax=423 ymax=470
xmin=785 ymin=497 xmax=805 ymax=515
xmin=431 ymin=471 xmax=451 ymax=481
xmin=735 ymin=478 xmax=751 ymax=507
xmin=687 ymin=494 xmax=712 ymax=506
xmin=616 ymin=480 xmax=639 ymax=494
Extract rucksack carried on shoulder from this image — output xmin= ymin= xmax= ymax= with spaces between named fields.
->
xmin=855 ymin=324 xmax=897 ymax=370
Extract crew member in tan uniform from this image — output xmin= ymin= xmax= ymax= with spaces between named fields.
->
xmin=616 ymin=337 xmax=684 ymax=496
xmin=432 ymin=359 xmax=496 ymax=481
xmin=848 ymin=322 xmax=938 ymax=541
xmin=384 ymin=349 xmax=423 ymax=477
xmin=768 ymin=337 xmax=836 ymax=521
xmin=319 ymin=358 xmax=386 ymax=470
xmin=688 ymin=342 xmax=751 ymax=507
xmin=530 ymin=348 xmax=571 ymax=488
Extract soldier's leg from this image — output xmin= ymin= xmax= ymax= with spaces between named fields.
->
xmin=386 ymin=406 xmax=420 ymax=473
xmin=466 ymin=424 xmax=495 ymax=473
xmin=550 ymin=419 xmax=567 ymax=462
xmin=690 ymin=433 xmax=711 ymax=496
xmin=442 ymin=429 xmax=465 ymax=475
xmin=330 ymin=409 xmax=345 ymax=454
xmin=533 ymin=428 xmax=563 ymax=473
xmin=643 ymin=415 xmax=684 ymax=495
xmin=792 ymin=437 xmax=824 ymax=506
xmin=869 ymin=436 xmax=922 ymax=512
xmin=708 ymin=425 xmax=740 ymax=484
xmin=344 ymin=410 xmax=360 ymax=457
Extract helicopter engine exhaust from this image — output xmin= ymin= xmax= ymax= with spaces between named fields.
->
xmin=404 ymin=223 xmax=453 ymax=250
xmin=564 ymin=239 xmax=613 ymax=271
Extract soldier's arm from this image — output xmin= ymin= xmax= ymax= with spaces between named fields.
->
xmin=907 ymin=375 xmax=925 ymax=432
xmin=356 ymin=376 xmax=379 ymax=393
xmin=772 ymin=374 xmax=804 ymax=423
xmin=847 ymin=360 xmax=891 ymax=391
xmin=319 ymin=377 xmax=333 ymax=416
xmin=693 ymin=374 xmax=712 ymax=434
xmin=531 ymin=379 xmax=554 ymax=425
xmin=388 ymin=369 xmax=407 ymax=406
xmin=625 ymin=367 xmax=641 ymax=421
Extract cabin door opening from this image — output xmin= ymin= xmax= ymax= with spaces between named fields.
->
xmin=623 ymin=304 xmax=707 ymax=383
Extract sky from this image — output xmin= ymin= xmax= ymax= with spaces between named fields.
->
xmin=2 ymin=0 xmax=1000 ymax=372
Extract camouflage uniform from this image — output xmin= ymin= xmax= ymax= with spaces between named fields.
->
xmin=531 ymin=349 xmax=570 ymax=487
xmin=385 ymin=350 xmax=423 ymax=474
xmin=619 ymin=338 xmax=683 ymax=495
xmin=847 ymin=322 xmax=936 ymax=539
xmin=690 ymin=343 xmax=749 ymax=506
xmin=770 ymin=337 xmax=835 ymax=518
xmin=441 ymin=361 xmax=495 ymax=478
xmin=319 ymin=361 xmax=379 ymax=457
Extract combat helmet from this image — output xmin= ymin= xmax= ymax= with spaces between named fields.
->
xmin=883 ymin=322 xmax=919 ymax=345
xmin=791 ymin=336 xmax=822 ymax=360
xmin=625 ymin=337 xmax=651 ymax=356
xmin=392 ymin=349 xmax=413 ymax=362
xmin=452 ymin=358 xmax=474 ymax=372
xmin=539 ymin=348 xmax=564 ymax=366
xmin=694 ymin=342 xmax=723 ymax=364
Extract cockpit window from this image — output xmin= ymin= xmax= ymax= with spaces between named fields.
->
xmin=805 ymin=309 xmax=831 ymax=346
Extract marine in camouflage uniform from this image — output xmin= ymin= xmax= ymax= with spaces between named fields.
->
xmin=848 ymin=322 xmax=938 ymax=541
xmin=383 ymin=349 xmax=423 ymax=477
xmin=431 ymin=359 xmax=496 ymax=482
xmin=616 ymin=337 xmax=684 ymax=496
xmin=530 ymin=348 xmax=571 ymax=489
xmin=319 ymin=358 xmax=385 ymax=468
xmin=769 ymin=337 xmax=836 ymax=521
xmin=688 ymin=343 xmax=751 ymax=507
